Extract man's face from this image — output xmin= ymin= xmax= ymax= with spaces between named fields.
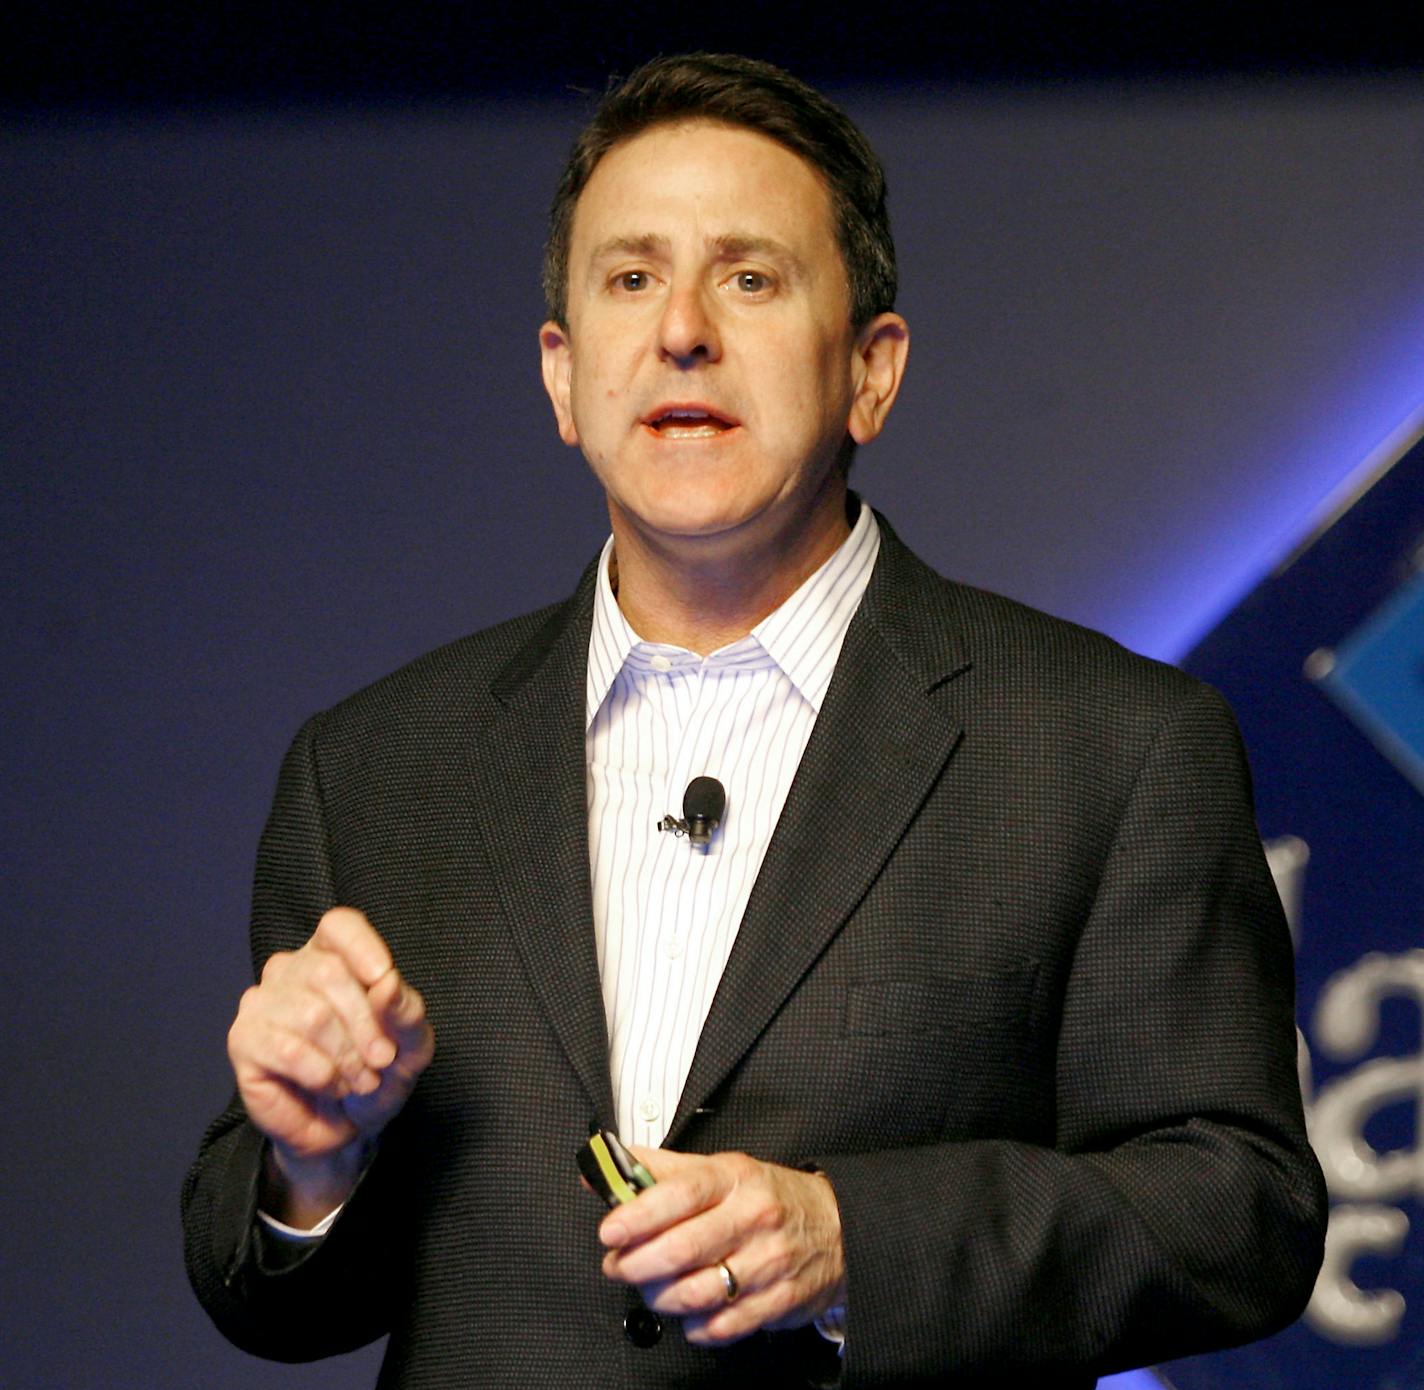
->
xmin=540 ymin=120 xmax=903 ymax=562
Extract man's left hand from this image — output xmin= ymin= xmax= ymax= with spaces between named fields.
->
xmin=598 ymin=1146 xmax=846 ymax=1345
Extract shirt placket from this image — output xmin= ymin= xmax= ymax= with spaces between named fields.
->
xmin=628 ymin=656 xmax=721 ymax=1145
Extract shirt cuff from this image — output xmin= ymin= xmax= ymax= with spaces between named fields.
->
xmin=256 ymin=1202 xmax=344 ymax=1241
xmin=814 ymin=1305 xmax=847 ymax=1352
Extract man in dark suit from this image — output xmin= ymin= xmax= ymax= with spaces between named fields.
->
xmin=184 ymin=54 xmax=1326 ymax=1387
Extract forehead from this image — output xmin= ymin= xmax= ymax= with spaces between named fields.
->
xmin=569 ymin=120 xmax=838 ymax=260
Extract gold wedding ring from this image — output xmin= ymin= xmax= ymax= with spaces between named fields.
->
xmin=717 ymin=1260 xmax=739 ymax=1302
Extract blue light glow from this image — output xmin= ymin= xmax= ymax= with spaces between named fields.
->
xmin=1127 ymin=380 xmax=1424 ymax=665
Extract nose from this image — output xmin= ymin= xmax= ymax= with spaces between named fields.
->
xmin=657 ymin=282 xmax=721 ymax=367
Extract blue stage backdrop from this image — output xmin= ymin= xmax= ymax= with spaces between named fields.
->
xmin=1164 ymin=418 xmax=1424 ymax=1388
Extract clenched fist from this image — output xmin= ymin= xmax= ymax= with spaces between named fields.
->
xmin=226 ymin=907 xmax=434 ymax=1227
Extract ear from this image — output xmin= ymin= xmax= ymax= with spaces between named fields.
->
xmin=539 ymin=320 xmax=579 ymax=446
xmin=846 ymin=313 xmax=910 ymax=446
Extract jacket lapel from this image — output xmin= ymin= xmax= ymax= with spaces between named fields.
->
xmin=464 ymin=564 xmax=617 ymax=1126
xmin=666 ymin=521 xmax=970 ymax=1143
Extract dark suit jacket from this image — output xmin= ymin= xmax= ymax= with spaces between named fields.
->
xmin=183 ymin=515 xmax=1326 ymax=1388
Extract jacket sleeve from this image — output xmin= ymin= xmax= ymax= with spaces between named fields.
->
xmin=814 ymin=681 xmax=1327 ymax=1385
xmin=181 ymin=715 xmax=416 ymax=1362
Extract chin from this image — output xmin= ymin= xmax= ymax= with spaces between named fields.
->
xmin=642 ymin=510 xmax=753 ymax=544
xmin=623 ymin=482 xmax=770 ymax=541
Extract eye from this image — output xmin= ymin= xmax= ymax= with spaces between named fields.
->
xmin=730 ymin=270 xmax=772 ymax=294
xmin=613 ymin=269 xmax=653 ymax=293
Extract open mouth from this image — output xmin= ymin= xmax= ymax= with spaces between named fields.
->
xmin=644 ymin=406 xmax=738 ymax=439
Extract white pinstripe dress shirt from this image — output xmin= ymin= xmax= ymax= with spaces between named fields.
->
xmin=585 ymin=504 xmax=880 ymax=1147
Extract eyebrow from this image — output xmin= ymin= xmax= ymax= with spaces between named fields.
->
xmin=712 ymin=234 xmax=809 ymax=278
xmin=588 ymin=234 xmax=668 ymax=262
xmin=587 ymin=232 xmax=810 ymax=280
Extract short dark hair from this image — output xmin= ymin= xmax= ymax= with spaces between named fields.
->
xmin=542 ymin=53 xmax=897 ymax=330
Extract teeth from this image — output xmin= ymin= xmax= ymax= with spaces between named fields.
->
xmin=646 ymin=406 xmax=733 ymax=438
xmin=653 ymin=408 xmax=730 ymax=424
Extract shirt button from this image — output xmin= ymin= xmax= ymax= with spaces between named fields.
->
xmin=664 ymin=936 xmax=684 ymax=959
xmin=650 ymin=654 xmax=672 ymax=672
xmin=638 ymin=1096 xmax=661 ymax=1122
xmin=624 ymin=1305 xmax=662 ymax=1347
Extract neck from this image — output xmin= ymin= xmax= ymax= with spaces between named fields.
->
xmin=608 ymin=484 xmax=853 ymax=655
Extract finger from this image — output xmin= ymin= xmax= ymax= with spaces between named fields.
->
xmin=242 ymin=1074 xmax=358 ymax=1157
xmin=682 ymin=1310 xmax=759 ymax=1347
xmin=602 ymin=1200 xmax=742 ymax=1284
xmin=367 ymin=967 xmax=415 ymax=1030
xmin=599 ymin=1149 xmax=740 ymax=1248
xmin=639 ymin=1238 xmax=773 ymax=1305
xmin=303 ymin=947 xmax=397 ymax=1074
xmin=235 ymin=1021 xmax=348 ymax=1097
xmin=626 ymin=1143 xmax=686 ymax=1172
xmin=640 ymin=1261 xmax=747 ymax=1318
xmin=230 ymin=982 xmax=368 ymax=1093
xmin=682 ymin=1285 xmax=794 ymax=1346
xmin=312 ymin=907 xmax=394 ymax=988
xmin=296 ymin=976 xmax=387 ymax=1092
xmin=679 ymin=1265 xmax=820 ymax=1346
xmin=252 ymin=952 xmax=384 ymax=1086
xmin=367 ymin=969 xmax=433 ymax=1064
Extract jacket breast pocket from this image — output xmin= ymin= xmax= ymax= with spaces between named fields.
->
xmin=839 ymin=967 xmax=1050 ymax=1140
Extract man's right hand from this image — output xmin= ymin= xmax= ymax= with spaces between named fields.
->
xmin=226 ymin=906 xmax=434 ymax=1228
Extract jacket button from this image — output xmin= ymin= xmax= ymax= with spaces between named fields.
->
xmin=623 ymin=1306 xmax=662 ymax=1347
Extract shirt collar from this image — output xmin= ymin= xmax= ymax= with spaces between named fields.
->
xmin=585 ymin=501 xmax=880 ymax=728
